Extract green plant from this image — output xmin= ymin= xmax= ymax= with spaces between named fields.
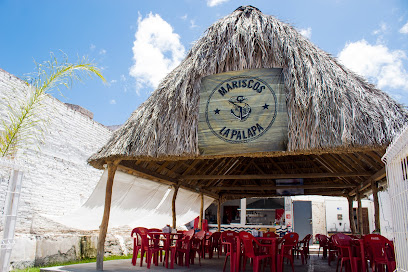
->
xmin=11 ymin=254 xmax=132 ymax=272
xmin=0 ymin=53 xmax=105 ymax=157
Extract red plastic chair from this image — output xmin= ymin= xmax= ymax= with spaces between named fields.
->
xmin=332 ymin=233 xmax=353 ymax=272
xmin=263 ymin=231 xmax=278 ymax=238
xmin=132 ymin=227 xmax=162 ymax=269
xmin=202 ymin=231 xmax=215 ymax=259
xmin=316 ymin=234 xmax=329 ymax=258
xmin=364 ymin=234 xmax=396 ymax=272
xmin=221 ymin=230 xmax=239 ymax=272
xmin=260 ymin=232 xmax=278 ymax=252
xmin=148 ymin=228 xmax=164 ymax=263
xmin=294 ymin=233 xmax=312 ymax=264
xmin=327 ymin=235 xmax=338 ymax=266
xmin=131 ymin=227 xmax=142 ymax=266
xmin=170 ymin=233 xmax=193 ymax=268
xmin=350 ymin=238 xmax=368 ymax=272
xmin=239 ymin=232 xmax=275 ymax=272
xmin=385 ymin=242 xmax=396 ymax=272
xmin=210 ymin=231 xmax=222 ymax=258
xmin=202 ymin=219 xmax=209 ymax=231
xmin=190 ymin=230 xmax=206 ymax=265
xmin=278 ymin=232 xmax=299 ymax=272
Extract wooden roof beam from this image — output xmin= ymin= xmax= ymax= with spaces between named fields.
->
xmin=348 ymin=168 xmax=386 ymax=196
xmin=210 ymin=183 xmax=355 ymax=191
xmin=182 ymin=172 xmax=373 ymax=180
xmin=223 ymin=191 xmax=345 ymax=199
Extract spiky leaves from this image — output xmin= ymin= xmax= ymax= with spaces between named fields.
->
xmin=0 ymin=54 xmax=105 ymax=157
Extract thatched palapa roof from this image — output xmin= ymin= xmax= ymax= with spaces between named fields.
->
xmin=89 ymin=6 xmax=407 ymax=171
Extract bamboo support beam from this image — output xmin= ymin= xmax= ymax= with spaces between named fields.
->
xmin=172 ymin=185 xmax=179 ymax=229
xmin=217 ymin=197 xmax=221 ymax=232
xmin=347 ymin=195 xmax=357 ymax=234
xmin=371 ymin=180 xmax=381 ymax=232
xmin=199 ymin=193 xmax=204 ymax=230
xmin=356 ymin=192 xmax=363 ymax=234
xmin=96 ymin=160 xmax=120 ymax=271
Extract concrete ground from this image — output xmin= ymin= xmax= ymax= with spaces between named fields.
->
xmin=40 ymin=254 xmax=338 ymax=272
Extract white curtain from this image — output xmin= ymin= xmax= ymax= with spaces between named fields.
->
xmin=47 ymin=169 xmax=214 ymax=230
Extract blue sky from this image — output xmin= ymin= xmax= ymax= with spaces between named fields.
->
xmin=1 ymin=0 xmax=407 ymax=126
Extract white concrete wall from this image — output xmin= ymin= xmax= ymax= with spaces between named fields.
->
xmin=325 ymin=198 xmax=351 ymax=233
xmin=0 ymin=69 xmax=114 ymax=266
xmin=0 ymin=69 xmax=112 ymax=232
xmin=291 ymin=195 xmax=375 ymax=237
xmin=378 ymin=190 xmax=394 ymax=239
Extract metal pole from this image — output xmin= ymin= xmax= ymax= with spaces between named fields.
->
xmin=0 ymin=165 xmax=23 ymax=272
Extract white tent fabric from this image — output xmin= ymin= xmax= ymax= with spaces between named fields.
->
xmin=47 ymin=169 xmax=214 ymax=230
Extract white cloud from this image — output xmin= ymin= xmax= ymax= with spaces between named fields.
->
xmin=120 ymin=74 xmax=126 ymax=81
xmin=129 ymin=13 xmax=185 ymax=91
xmin=190 ymin=19 xmax=198 ymax=29
xmin=99 ymin=49 xmax=107 ymax=55
xmin=400 ymin=21 xmax=408 ymax=34
xmin=338 ymin=39 xmax=408 ymax=91
xmin=110 ymin=79 xmax=117 ymax=84
xmin=373 ymin=22 xmax=387 ymax=35
xmin=90 ymin=44 xmax=96 ymax=50
xmin=299 ymin=27 xmax=312 ymax=39
xmin=207 ymin=0 xmax=229 ymax=7
xmin=181 ymin=14 xmax=188 ymax=20
xmin=110 ymin=99 xmax=116 ymax=105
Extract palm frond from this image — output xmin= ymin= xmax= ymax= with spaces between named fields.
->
xmin=0 ymin=53 xmax=105 ymax=157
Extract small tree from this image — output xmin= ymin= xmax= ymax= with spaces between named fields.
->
xmin=0 ymin=53 xmax=105 ymax=157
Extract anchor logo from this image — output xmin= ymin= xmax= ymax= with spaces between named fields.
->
xmin=229 ymin=96 xmax=251 ymax=121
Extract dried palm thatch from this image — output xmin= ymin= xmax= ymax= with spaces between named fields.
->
xmin=89 ymin=6 xmax=408 ymax=169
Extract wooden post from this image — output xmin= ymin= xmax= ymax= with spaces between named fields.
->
xmin=199 ymin=193 xmax=204 ymax=230
xmin=347 ymin=195 xmax=357 ymax=234
xmin=172 ymin=185 xmax=179 ymax=229
xmin=356 ymin=191 xmax=363 ymax=235
xmin=371 ymin=180 xmax=381 ymax=232
xmin=96 ymin=160 xmax=120 ymax=271
xmin=217 ymin=196 xmax=221 ymax=232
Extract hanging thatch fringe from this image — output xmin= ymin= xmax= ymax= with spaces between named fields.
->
xmin=89 ymin=6 xmax=407 ymax=169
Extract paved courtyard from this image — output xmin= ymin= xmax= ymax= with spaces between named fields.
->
xmin=41 ymin=254 xmax=338 ymax=272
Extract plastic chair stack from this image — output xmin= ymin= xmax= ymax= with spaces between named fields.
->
xmin=332 ymin=233 xmax=353 ymax=272
xmin=221 ymin=230 xmax=239 ymax=272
